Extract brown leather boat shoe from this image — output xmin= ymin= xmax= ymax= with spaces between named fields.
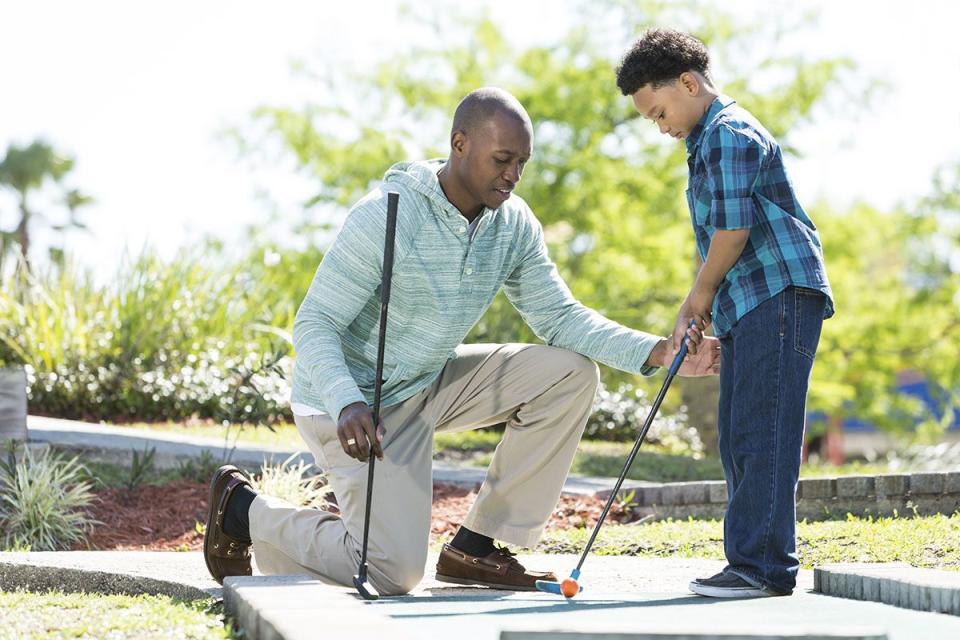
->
xmin=435 ymin=543 xmax=557 ymax=591
xmin=203 ymin=464 xmax=254 ymax=584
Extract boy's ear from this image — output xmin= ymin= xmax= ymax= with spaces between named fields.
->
xmin=679 ymin=71 xmax=701 ymax=96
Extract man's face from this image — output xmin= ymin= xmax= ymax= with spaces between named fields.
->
xmin=454 ymin=110 xmax=533 ymax=210
xmin=631 ymin=74 xmax=705 ymax=140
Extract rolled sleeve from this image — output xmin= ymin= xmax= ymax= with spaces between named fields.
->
xmin=704 ymin=124 xmax=766 ymax=230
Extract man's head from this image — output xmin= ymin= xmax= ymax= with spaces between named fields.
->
xmin=444 ymin=87 xmax=533 ymax=216
xmin=616 ymin=29 xmax=717 ymax=140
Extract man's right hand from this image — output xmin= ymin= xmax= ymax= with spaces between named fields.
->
xmin=337 ymin=402 xmax=385 ymax=462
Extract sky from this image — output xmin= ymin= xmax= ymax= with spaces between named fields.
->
xmin=2 ymin=0 xmax=958 ymax=281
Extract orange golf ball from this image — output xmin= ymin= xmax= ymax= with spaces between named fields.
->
xmin=560 ymin=578 xmax=579 ymax=598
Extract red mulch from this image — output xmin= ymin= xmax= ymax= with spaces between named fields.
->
xmin=78 ymin=481 xmax=631 ymax=551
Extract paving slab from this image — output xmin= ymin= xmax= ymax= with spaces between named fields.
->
xmin=5 ymin=551 xmax=960 ymax=639
xmin=228 ymin=555 xmax=960 ymax=640
xmin=815 ymin=563 xmax=960 ymax=615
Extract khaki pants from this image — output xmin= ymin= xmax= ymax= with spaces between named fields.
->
xmin=249 ymin=343 xmax=599 ymax=595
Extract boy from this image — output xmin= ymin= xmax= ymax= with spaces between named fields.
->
xmin=616 ymin=29 xmax=834 ymax=598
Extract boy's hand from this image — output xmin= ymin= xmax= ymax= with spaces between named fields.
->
xmin=671 ymin=305 xmax=707 ymax=355
xmin=686 ymin=283 xmax=715 ymax=325
xmin=672 ymin=285 xmax=715 ymax=355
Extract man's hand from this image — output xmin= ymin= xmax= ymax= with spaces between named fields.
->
xmin=648 ymin=335 xmax=720 ymax=377
xmin=337 ymin=402 xmax=385 ymax=462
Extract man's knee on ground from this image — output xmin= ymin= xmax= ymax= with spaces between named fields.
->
xmin=369 ymin=558 xmax=425 ymax=596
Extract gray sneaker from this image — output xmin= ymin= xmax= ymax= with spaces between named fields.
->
xmin=689 ymin=571 xmax=788 ymax=598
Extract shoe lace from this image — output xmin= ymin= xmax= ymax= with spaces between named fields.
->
xmin=494 ymin=545 xmax=516 ymax=559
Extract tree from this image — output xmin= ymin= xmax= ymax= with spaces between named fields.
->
xmin=0 ymin=140 xmax=92 ymax=276
xmin=238 ymin=0 xmax=959 ymax=443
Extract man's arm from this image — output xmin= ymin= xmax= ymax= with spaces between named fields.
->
xmin=292 ymin=194 xmax=398 ymax=426
xmin=501 ymin=214 xmax=669 ymax=375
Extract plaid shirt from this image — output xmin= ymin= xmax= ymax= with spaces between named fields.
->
xmin=685 ymin=95 xmax=834 ymax=337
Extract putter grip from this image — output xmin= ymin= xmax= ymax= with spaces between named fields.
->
xmin=381 ymin=192 xmax=399 ymax=307
xmin=666 ymin=319 xmax=698 ymax=378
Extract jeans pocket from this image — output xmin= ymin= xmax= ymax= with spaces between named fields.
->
xmin=793 ymin=288 xmax=825 ymax=360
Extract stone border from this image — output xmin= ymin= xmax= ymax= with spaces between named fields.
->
xmin=815 ymin=563 xmax=960 ymax=616
xmin=601 ymin=473 xmax=960 ymax=521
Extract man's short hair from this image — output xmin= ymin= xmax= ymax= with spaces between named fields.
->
xmin=616 ymin=28 xmax=712 ymax=96
xmin=452 ymin=87 xmax=530 ymax=135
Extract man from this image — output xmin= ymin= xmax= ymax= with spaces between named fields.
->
xmin=203 ymin=87 xmax=720 ymax=595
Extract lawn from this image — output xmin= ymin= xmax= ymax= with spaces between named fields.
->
xmin=116 ymin=421 xmax=925 ymax=483
xmin=0 ymin=590 xmax=235 ymax=640
xmin=535 ymin=512 xmax=960 ymax=571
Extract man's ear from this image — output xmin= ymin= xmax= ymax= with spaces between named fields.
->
xmin=451 ymin=130 xmax=469 ymax=157
xmin=679 ymin=71 xmax=701 ymax=97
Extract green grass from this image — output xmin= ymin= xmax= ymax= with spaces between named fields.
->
xmin=535 ymin=512 xmax=960 ymax=570
xmin=117 ymin=420 xmax=302 ymax=449
xmin=0 ymin=590 xmax=236 ymax=639
xmin=113 ymin=422 xmax=928 ymax=483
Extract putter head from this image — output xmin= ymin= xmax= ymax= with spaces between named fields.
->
xmin=535 ymin=579 xmax=583 ymax=596
xmin=353 ymin=574 xmax=380 ymax=601
xmin=535 ymin=579 xmax=562 ymax=594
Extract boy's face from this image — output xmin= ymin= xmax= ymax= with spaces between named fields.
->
xmin=630 ymin=72 xmax=708 ymax=141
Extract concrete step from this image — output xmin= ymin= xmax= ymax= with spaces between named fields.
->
xmin=815 ymin=563 xmax=960 ymax=616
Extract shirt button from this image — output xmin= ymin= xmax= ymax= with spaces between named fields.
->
xmin=465 ymin=267 xmax=474 ymax=275
xmin=458 ymin=226 xmax=466 ymax=234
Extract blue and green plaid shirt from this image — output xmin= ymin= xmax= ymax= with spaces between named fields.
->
xmin=685 ymin=95 xmax=834 ymax=337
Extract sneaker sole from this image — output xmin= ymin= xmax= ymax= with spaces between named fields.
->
xmin=435 ymin=573 xmax=539 ymax=591
xmin=688 ymin=581 xmax=777 ymax=598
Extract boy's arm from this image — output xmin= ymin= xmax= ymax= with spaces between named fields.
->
xmin=673 ymin=229 xmax=749 ymax=351
xmin=672 ymin=123 xmax=766 ymax=353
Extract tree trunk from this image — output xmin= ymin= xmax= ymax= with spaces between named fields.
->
xmin=0 ymin=367 xmax=27 ymax=443
xmin=16 ymin=198 xmax=30 ymax=274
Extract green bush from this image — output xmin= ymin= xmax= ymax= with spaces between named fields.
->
xmin=252 ymin=454 xmax=332 ymax=509
xmin=0 ymin=244 xmax=318 ymax=425
xmin=586 ymin=383 xmax=702 ymax=455
xmin=0 ymin=445 xmax=99 ymax=551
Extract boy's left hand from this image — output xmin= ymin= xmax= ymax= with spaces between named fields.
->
xmin=686 ymin=283 xmax=715 ymax=327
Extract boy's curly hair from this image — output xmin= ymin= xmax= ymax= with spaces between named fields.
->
xmin=616 ymin=28 xmax=712 ymax=95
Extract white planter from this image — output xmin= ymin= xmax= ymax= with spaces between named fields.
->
xmin=0 ymin=367 xmax=27 ymax=442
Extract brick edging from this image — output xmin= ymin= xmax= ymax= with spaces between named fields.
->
xmin=601 ymin=472 xmax=960 ymax=521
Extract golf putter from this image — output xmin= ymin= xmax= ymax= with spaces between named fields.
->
xmin=536 ymin=320 xmax=699 ymax=598
xmin=353 ymin=190 xmax=400 ymax=601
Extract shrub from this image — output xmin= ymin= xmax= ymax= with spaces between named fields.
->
xmin=251 ymin=454 xmax=332 ymax=509
xmin=585 ymin=383 xmax=703 ymax=456
xmin=0 ymin=445 xmax=99 ymax=551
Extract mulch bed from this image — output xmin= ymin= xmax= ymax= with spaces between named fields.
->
xmin=78 ymin=482 xmax=631 ymax=551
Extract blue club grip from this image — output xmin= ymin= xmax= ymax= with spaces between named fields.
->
xmin=666 ymin=320 xmax=698 ymax=377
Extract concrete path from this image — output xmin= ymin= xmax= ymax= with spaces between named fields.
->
xmin=3 ymin=551 xmax=960 ymax=639
xmin=26 ymin=415 xmax=657 ymax=496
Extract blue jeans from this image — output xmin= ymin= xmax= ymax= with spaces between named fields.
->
xmin=717 ymin=286 xmax=826 ymax=594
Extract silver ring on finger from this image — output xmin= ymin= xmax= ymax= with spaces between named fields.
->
xmin=346 ymin=438 xmax=357 ymax=446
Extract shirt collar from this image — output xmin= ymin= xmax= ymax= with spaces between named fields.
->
xmin=685 ymin=94 xmax=736 ymax=154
